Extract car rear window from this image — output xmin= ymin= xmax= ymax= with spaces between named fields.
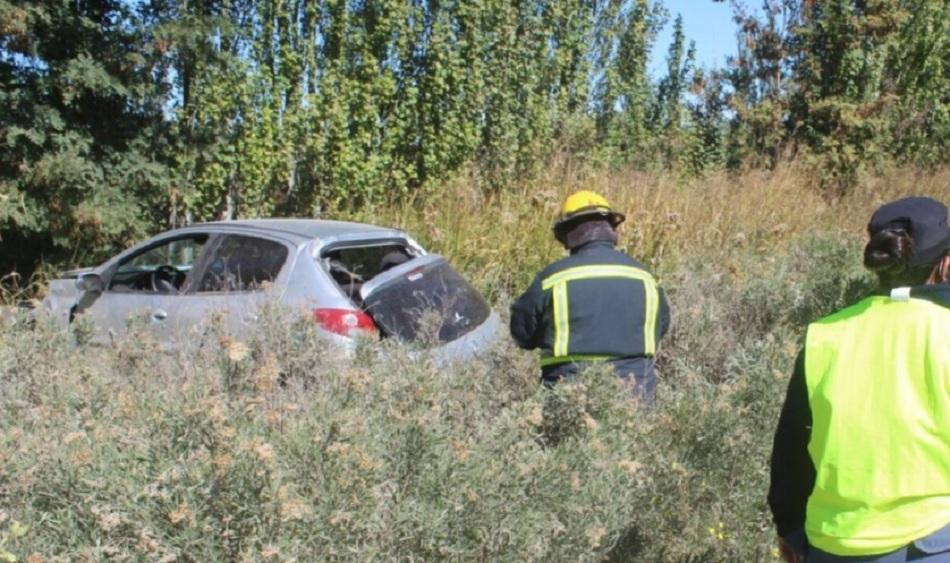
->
xmin=360 ymin=257 xmax=491 ymax=343
xmin=321 ymin=242 xmax=413 ymax=302
xmin=323 ymin=244 xmax=412 ymax=280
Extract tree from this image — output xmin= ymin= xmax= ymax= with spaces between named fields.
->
xmin=592 ymin=0 xmax=665 ymax=164
xmin=0 ymin=0 xmax=174 ymax=272
xmin=719 ymin=0 xmax=948 ymax=188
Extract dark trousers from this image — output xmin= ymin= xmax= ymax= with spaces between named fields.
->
xmin=541 ymin=357 xmax=656 ymax=406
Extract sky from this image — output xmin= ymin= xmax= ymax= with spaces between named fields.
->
xmin=649 ymin=0 xmax=738 ymax=79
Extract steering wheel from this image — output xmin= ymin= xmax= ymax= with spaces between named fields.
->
xmin=150 ymin=264 xmax=182 ymax=293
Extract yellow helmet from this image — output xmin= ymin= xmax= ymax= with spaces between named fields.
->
xmin=554 ymin=190 xmax=625 ymax=231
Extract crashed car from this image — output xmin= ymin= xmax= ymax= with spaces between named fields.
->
xmin=42 ymin=219 xmax=501 ymax=359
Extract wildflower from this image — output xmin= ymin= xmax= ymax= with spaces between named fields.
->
xmin=329 ymin=510 xmax=352 ymax=526
xmin=343 ymin=368 xmax=370 ymax=393
xmin=91 ymin=506 xmax=123 ymax=532
xmin=226 ymin=340 xmax=250 ymax=362
xmin=8 ymin=520 xmax=28 ymax=539
xmin=243 ymin=396 xmax=265 ymax=411
xmin=464 ymin=487 xmax=479 ymax=503
xmin=570 ymin=472 xmax=582 ymax=490
xmin=213 ymin=453 xmax=233 ymax=475
xmin=279 ymin=498 xmax=312 ymax=522
xmin=617 ymin=460 xmax=643 ymax=476
xmin=69 ymin=447 xmax=92 ymax=466
xmin=582 ymin=413 xmax=599 ymax=430
xmin=707 ymin=521 xmax=727 ymax=541
xmin=62 ymin=431 xmax=86 ymax=445
xmin=117 ymin=391 xmax=138 ymax=418
xmin=198 ymin=396 xmax=228 ymax=425
xmin=169 ymin=501 xmax=193 ymax=525
xmin=240 ymin=439 xmax=275 ymax=464
xmin=451 ymin=439 xmax=470 ymax=462
xmin=255 ymin=354 xmax=279 ymax=392
xmin=522 ymin=405 xmax=543 ymax=427
xmin=586 ymin=526 xmax=607 ymax=548
xmin=137 ymin=528 xmax=160 ymax=554
xmin=351 ymin=445 xmax=380 ymax=471
xmin=326 ymin=442 xmax=350 ymax=456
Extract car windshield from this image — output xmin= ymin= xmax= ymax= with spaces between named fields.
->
xmin=360 ymin=256 xmax=491 ymax=343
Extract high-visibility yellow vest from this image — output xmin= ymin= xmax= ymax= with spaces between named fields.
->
xmin=804 ymin=294 xmax=950 ymax=556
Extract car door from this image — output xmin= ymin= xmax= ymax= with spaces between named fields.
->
xmin=165 ymin=233 xmax=293 ymax=342
xmin=80 ymin=234 xmax=211 ymax=343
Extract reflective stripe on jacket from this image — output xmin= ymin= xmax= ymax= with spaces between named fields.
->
xmin=509 ymin=240 xmax=670 ymax=368
xmin=803 ymin=291 xmax=950 ymax=556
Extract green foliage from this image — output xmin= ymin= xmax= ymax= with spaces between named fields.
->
xmin=594 ymin=0 xmax=666 ymax=165
xmin=717 ymin=0 xmax=949 ymax=190
xmin=0 ymin=0 xmax=175 ymax=269
xmin=1 ymin=0 xmax=948 ymax=276
xmin=152 ymin=0 xmax=630 ymax=214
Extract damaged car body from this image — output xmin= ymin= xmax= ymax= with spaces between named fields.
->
xmin=42 ymin=219 xmax=501 ymax=360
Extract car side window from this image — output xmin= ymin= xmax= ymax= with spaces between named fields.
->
xmin=197 ymin=235 xmax=289 ymax=293
xmin=110 ymin=235 xmax=209 ymax=293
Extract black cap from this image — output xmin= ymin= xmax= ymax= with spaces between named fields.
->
xmin=868 ymin=197 xmax=950 ymax=268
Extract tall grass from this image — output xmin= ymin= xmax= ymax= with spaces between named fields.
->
xmin=1 ymin=165 xmax=947 ymax=561
xmin=346 ymin=163 xmax=950 ymax=299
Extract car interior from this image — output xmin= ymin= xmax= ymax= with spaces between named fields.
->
xmin=108 ymin=235 xmax=209 ymax=293
xmin=106 ymin=233 xmax=289 ymax=294
xmin=196 ymin=235 xmax=288 ymax=293
xmin=323 ymin=243 xmax=414 ymax=303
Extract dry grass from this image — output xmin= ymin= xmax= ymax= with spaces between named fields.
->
xmin=345 ymin=163 xmax=950 ymax=299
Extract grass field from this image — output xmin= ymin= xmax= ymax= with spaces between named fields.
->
xmin=1 ymin=164 xmax=948 ymax=561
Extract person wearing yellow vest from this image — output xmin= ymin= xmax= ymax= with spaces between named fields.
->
xmin=768 ymin=196 xmax=950 ymax=563
xmin=509 ymin=190 xmax=671 ymax=404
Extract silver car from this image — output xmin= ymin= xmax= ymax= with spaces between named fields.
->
xmin=42 ymin=219 xmax=501 ymax=359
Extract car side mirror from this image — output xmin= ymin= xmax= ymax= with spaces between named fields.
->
xmin=76 ymin=273 xmax=105 ymax=293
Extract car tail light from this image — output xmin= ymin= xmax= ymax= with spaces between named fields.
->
xmin=314 ymin=308 xmax=376 ymax=336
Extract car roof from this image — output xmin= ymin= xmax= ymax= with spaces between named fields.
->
xmin=181 ymin=218 xmax=406 ymax=242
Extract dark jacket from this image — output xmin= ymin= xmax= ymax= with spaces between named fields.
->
xmin=768 ymin=283 xmax=950 ymax=551
xmin=510 ymin=240 xmax=671 ymax=377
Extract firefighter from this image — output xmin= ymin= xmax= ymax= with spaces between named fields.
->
xmin=509 ymin=190 xmax=671 ymax=404
xmin=768 ymin=196 xmax=950 ymax=563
